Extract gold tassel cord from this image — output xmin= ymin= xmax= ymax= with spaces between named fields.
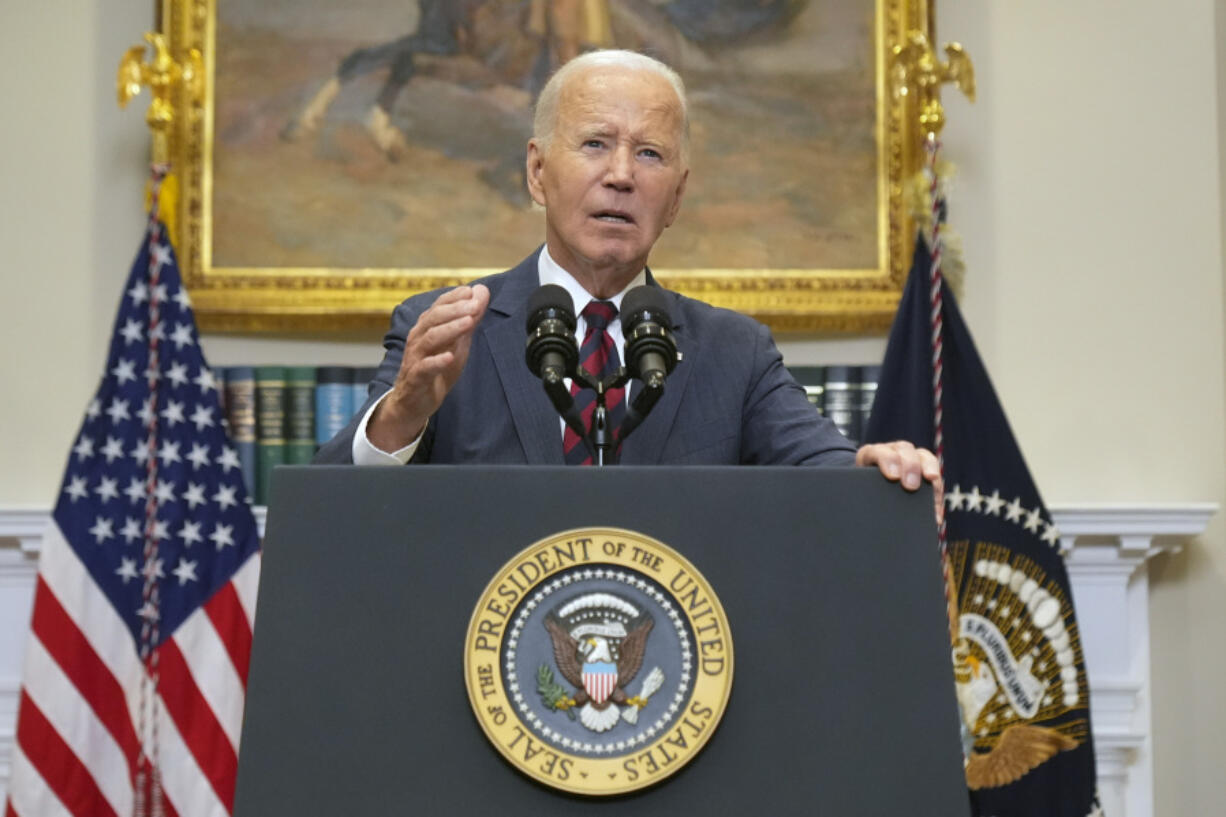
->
xmin=904 ymin=166 xmax=966 ymax=300
xmin=143 ymin=172 xmax=179 ymax=249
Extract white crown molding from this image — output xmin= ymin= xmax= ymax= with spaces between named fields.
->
xmin=1049 ymin=503 xmax=1217 ymax=538
xmin=0 ymin=509 xmax=53 ymax=555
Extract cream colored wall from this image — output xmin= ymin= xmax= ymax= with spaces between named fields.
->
xmin=3 ymin=0 xmax=105 ymax=505
xmin=940 ymin=4 xmax=1226 ymax=814
xmin=0 ymin=1 xmax=380 ymax=507
xmin=2 ymin=0 xmax=1224 ymax=813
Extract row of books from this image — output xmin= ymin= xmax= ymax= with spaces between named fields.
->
xmin=217 ymin=363 xmax=880 ymax=504
xmin=219 ymin=366 xmax=376 ymax=505
xmin=786 ymin=365 xmax=882 ymax=447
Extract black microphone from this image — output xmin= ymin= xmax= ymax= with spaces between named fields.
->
xmin=617 ymin=286 xmax=677 ymax=443
xmin=525 ymin=284 xmax=578 ymax=384
xmin=621 ymin=286 xmax=677 ymax=388
xmin=525 ymin=285 xmax=589 ymax=447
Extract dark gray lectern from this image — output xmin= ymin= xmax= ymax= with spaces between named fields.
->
xmin=236 ymin=466 xmax=970 ymax=816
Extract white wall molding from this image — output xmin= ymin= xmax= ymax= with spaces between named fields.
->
xmin=0 ymin=677 xmax=16 ymax=809
xmin=0 ymin=509 xmax=53 ymax=558
xmin=1049 ymin=503 xmax=1216 ymax=817
xmin=0 ymin=504 xmax=1214 ymax=812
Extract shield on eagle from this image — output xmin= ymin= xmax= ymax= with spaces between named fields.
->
xmin=582 ymin=659 xmax=618 ymax=705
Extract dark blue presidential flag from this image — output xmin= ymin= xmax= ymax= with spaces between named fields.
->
xmin=864 ymin=237 xmax=1102 ymax=817
xmin=5 ymin=207 xmax=261 ymax=817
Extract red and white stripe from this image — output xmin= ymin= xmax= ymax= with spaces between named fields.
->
xmin=582 ymin=669 xmax=618 ymax=705
xmin=5 ymin=522 xmax=260 ymax=817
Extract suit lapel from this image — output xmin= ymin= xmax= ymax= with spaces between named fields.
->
xmin=483 ymin=251 xmax=566 ymax=464
xmin=480 ymin=257 xmax=694 ymax=465
xmin=619 ymin=285 xmax=693 ymax=465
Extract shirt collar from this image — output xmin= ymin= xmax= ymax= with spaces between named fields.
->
xmin=537 ymin=246 xmax=647 ymax=317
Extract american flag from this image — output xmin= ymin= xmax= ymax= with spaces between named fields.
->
xmin=5 ymin=196 xmax=260 ymax=817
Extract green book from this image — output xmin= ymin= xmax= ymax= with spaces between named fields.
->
xmin=254 ymin=366 xmax=287 ymax=506
xmin=285 ymin=366 xmax=317 ymax=464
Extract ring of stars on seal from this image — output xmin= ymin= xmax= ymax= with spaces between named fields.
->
xmin=465 ymin=527 xmax=733 ymax=796
xmin=505 ymin=566 xmax=693 ymax=754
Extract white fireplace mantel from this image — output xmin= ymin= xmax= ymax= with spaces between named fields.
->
xmin=1050 ymin=503 xmax=1216 ymax=817
xmin=0 ymin=503 xmax=1215 ymax=814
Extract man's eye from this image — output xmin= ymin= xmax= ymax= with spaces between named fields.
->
xmin=640 ymin=148 xmax=662 ymax=160
xmin=583 ymin=139 xmax=605 ymax=149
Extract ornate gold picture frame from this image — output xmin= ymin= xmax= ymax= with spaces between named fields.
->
xmin=163 ymin=0 xmax=927 ymax=332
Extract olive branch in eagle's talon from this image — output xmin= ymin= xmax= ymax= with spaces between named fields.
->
xmin=537 ymin=664 xmax=577 ymax=720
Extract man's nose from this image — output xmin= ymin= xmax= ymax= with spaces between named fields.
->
xmin=602 ymin=146 xmax=634 ymax=191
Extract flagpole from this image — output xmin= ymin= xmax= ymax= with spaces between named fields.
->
xmin=923 ymin=130 xmax=963 ymax=651
xmin=116 ymin=23 xmax=201 ymax=816
xmin=924 ymin=133 xmax=948 ymax=529
xmin=890 ymin=31 xmax=975 ymax=644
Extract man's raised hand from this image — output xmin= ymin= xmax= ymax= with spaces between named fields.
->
xmin=367 ymin=284 xmax=490 ymax=452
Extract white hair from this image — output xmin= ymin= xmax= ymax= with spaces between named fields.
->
xmin=532 ymin=49 xmax=690 ymax=160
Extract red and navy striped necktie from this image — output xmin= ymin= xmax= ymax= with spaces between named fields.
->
xmin=563 ymin=300 xmax=626 ymax=464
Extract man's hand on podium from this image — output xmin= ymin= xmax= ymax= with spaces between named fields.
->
xmin=856 ymin=440 xmax=945 ymax=522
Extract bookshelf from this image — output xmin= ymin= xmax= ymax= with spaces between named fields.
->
xmin=215 ymin=363 xmax=881 ymax=503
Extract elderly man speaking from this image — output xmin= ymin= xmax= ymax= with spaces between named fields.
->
xmin=315 ymin=49 xmax=938 ymax=492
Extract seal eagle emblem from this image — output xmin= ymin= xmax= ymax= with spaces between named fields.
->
xmin=542 ymin=592 xmax=662 ymax=732
xmin=464 ymin=528 xmax=733 ymax=796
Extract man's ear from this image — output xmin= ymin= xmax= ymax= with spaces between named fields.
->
xmin=664 ymin=168 xmax=689 ymax=228
xmin=525 ymin=139 xmax=547 ymax=207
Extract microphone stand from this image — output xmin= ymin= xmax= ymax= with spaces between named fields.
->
xmin=572 ymin=367 xmax=630 ymax=466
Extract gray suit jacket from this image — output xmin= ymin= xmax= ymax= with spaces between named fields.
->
xmin=314 ymin=250 xmax=856 ymax=466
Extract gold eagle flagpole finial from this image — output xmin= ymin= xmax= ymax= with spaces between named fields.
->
xmin=116 ymin=31 xmax=202 ymax=245
xmin=891 ymin=30 xmax=975 ymax=140
xmin=893 ymin=28 xmax=976 ymax=298
xmin=117 ymin=31 xmax=202 ymax=164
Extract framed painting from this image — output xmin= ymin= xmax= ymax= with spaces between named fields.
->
xmin=163 ymin=0 xmax=928 ymax=332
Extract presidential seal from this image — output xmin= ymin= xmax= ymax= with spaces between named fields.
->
xmin=464 ymin=528 xmax=733 ymax=796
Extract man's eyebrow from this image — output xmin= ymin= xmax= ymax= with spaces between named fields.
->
xmin=578 ymin=126 xmax=616 ymax=139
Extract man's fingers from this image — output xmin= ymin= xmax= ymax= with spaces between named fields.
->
xmin=408 ymin=285 xmax=490 ymax=353
xmin=891 ymin=441 xmax=924 ymax=490
xmin=411 ymin=312 xmax=479 ymax=356
xmin=856 ymin=440 xmax=936 ymax=492
xmin=413 ymin=286 xmax=487 ymax=330
xmin=379 ymin=283 xmax=493 ymax=438
xmin=402 ymin=285 xmax=486 ymax=357
xmin=407 ymin=349 xmax=456 ymax=376
xmin=856 ymin=440 xmax=907 ymax=476
xmin=430 ymin=283 xmax=480 ymax=307
xmin=470 ymin=283 xmax=490 ymax=314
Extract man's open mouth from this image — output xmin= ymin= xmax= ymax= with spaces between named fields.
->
xmin=592 ymin=210 xmax=635 ymax=224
